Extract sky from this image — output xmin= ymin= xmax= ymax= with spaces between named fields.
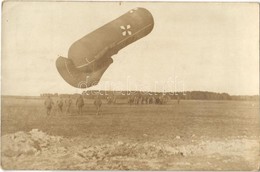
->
xmin=2 ymin=2 xmax=259 ymax=96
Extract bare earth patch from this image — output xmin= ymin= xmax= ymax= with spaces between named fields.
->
xmin=2 ymin=129 xmax=259 ymax=170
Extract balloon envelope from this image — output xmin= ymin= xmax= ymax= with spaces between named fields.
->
xmin=56 ymin=7 xmax=154 ymax=88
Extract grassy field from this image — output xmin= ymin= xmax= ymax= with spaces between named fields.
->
xmin=1 ymin=96 xmax=259 ymax=170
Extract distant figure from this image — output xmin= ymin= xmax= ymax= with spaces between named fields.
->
xmin=57 ymin=97 xmax=64 ymax=113
xmin=94 ymin=95 xmax=102 ymax=115
xmin=44 ymin=96 xmax=54 ymax=116
xmin=156 ymin=97 xmax=159 ymax=104
xmin=76 ymin=95 xmax=84 ymax=115
xmin=152 ymin=96 xmax=156 ymax=104
xmin=128 ymin=96 xmax=134 ymax=105
xmin=107 ymin=96 xmax=112 ymax=104
xmin=134 ymin=96 xmax=138 ymax=105
xmin=112 ymin=96 xmax=117 ymax=104
xmin=65 ymin=96 xmax=73 ymax=114
xmin=147 ymin=96 xmax=151 ymax=104
xmin=177 ymin=96 xmax=180 ymax=104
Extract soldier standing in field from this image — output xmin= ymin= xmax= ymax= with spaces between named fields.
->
xmin=94 ymin=95 xmax=102 ymax=115
xmin=76 ymin=95 xmax=84 ymax=115
xmin=44 ymin=96 xmax=54 ymax=116
xmin=66 ymin=96 xmax=73 ymax=114
xmin=57 ymin=97 xmax=64 ymax=114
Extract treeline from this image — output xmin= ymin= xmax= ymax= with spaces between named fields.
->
xmin=40 ymin=91 xmax=259 ymax=101
xmin=177 ymin=91 xmax=231 ymax=100
xmin=230 ymin=95 xmax=259 ymax=101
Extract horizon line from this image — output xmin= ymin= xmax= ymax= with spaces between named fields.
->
xmin=1 ymin=89 xmax=259 ymax=97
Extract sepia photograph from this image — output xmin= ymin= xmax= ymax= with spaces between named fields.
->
xmin=1 ymin=1 xmax=259 ymax=170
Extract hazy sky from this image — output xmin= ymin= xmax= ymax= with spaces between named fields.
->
xmin=2 ymin=2 xmax=259 ymax=96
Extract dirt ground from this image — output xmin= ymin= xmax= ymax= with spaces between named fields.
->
xmin=1 ymin=97 xmax=259 ymax=170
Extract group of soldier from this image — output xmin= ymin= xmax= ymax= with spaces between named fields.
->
xmin=128 ymin=95 xmax=169 ymax=105
xmin=44 ymin=94 xmax=179 ymax=116
xmin=44 ymin=95 xmax=102 ymax=116
xmin=106 ymin=94 xmax=170 ymax=105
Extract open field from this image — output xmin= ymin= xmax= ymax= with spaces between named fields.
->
xmin=1 ymin=96 xmax=260 ymax=170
